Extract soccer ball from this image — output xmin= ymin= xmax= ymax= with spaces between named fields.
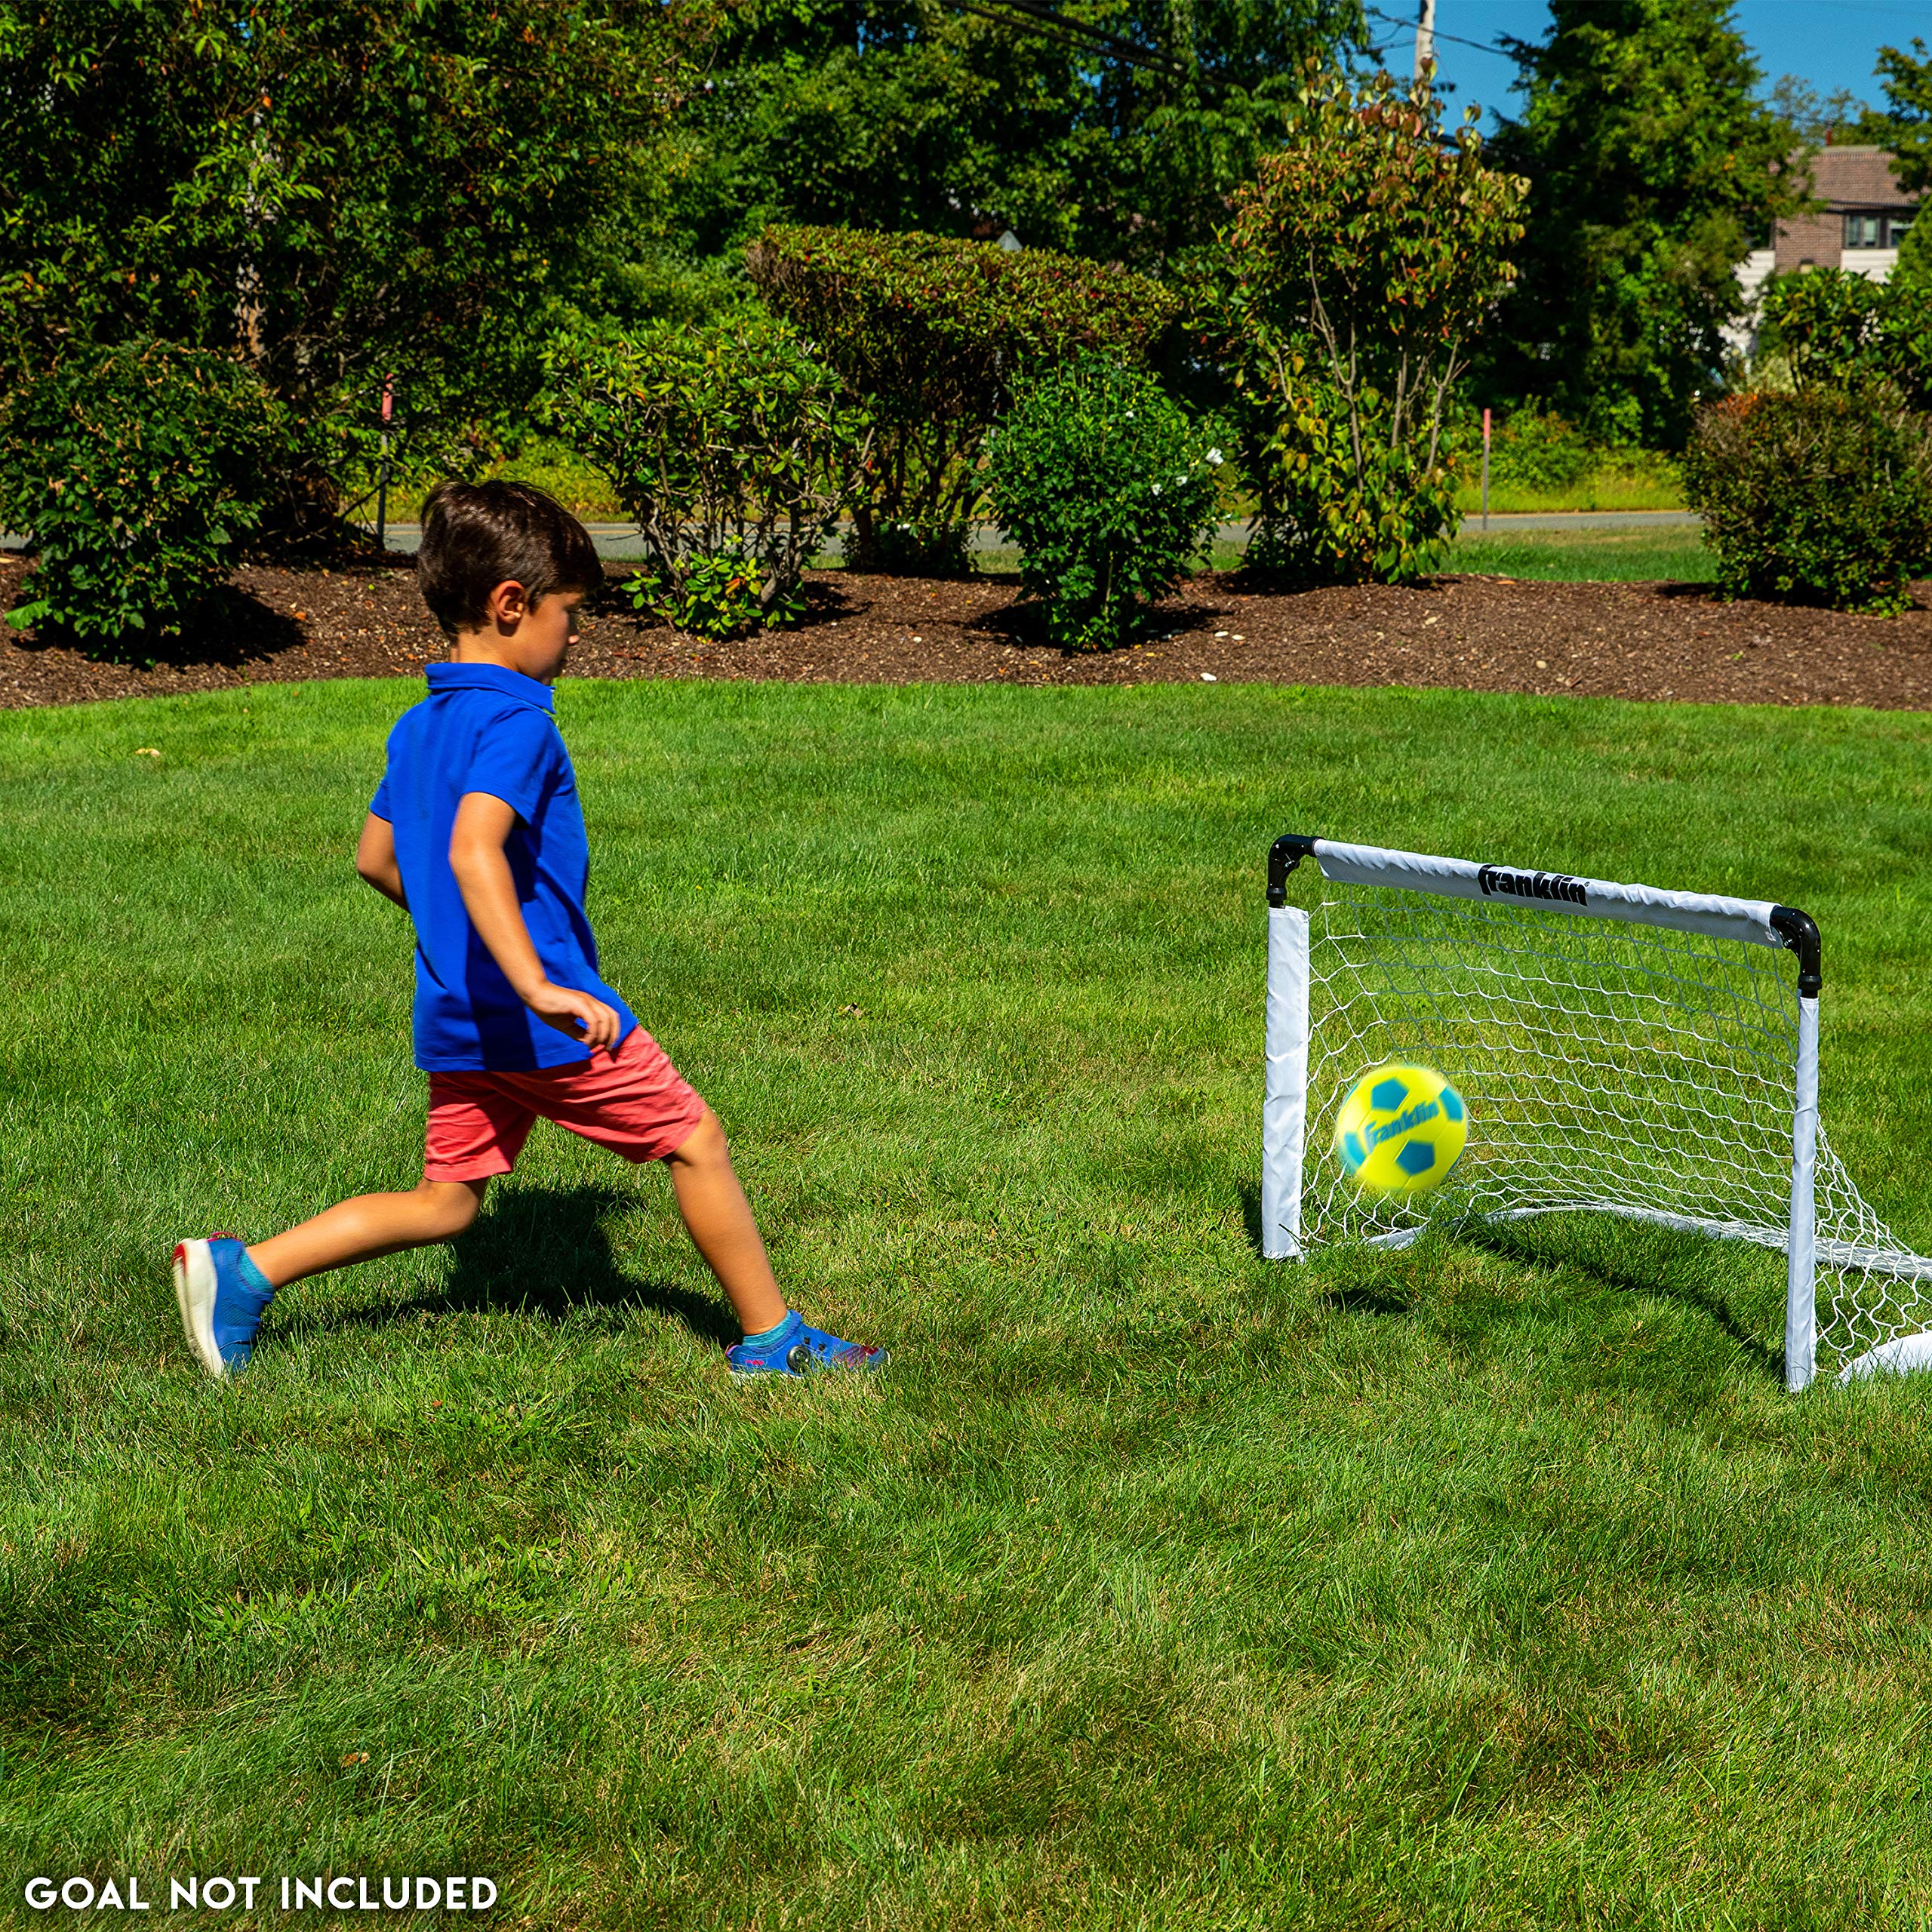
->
xmin=1331 ymin=1063 xmax=1467 ymax=1195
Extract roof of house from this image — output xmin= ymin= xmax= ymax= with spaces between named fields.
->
xmin=1807 ymin=145 xmax=1919 ymax=208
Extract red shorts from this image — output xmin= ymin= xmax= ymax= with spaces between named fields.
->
xmin=423 ymin=1026 xmax=706 ymax=1183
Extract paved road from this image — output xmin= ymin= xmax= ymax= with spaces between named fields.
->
xmin=1459 ymin=509 xmax=1699 ymax=531
xmin=2 ymin=507 xmax=1701 ymax=558
xmin=342 ymin=507 xmax=1700 ymax=560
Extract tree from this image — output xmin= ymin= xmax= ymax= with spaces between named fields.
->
xmin=1865 ymin=38 xmax=1932 ymax=194
xmin=0 ymin=0 xmax=689 ymax=528
xmin=1483 ymin=0 xmax=1805 ymax=448
xmin=1767 ymin=75 xmax=1871 ymax=146
xmin=747 ymin=225 xmax=1176 ymax=566
xmin=1219 ymin=69 xmax=1526 ymax=584
xmin=646 ymin=0 xmax=1370 ymax=284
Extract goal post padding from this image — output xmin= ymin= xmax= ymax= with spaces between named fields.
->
xmin=1263 ymin=834 xmax=1932 ymax=1392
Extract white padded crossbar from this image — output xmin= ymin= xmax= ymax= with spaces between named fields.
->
xmin=1309 ymin=838 xmax=1784 ymax=952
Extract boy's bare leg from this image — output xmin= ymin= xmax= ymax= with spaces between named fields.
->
xmin=247 ymin=1178 xmax=490 ymax=1289
xmin=663 ymin=1109 xmax=787 ymax=1335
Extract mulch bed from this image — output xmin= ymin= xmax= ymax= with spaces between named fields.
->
xmin=4 ymin=550 xmax=1931 ymax=712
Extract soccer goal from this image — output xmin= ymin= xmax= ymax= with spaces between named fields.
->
xmin=1261 ymin=834 xmax=1932 ymax=1391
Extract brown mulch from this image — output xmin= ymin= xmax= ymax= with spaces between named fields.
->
xmin=4 ymin=550 xmax=1931 ymax=712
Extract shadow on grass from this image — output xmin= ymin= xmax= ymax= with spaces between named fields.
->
xmin=279 ymin=1183 xmax=737 ymax=1352
xmin=1240 ymin=1176 xmax=1783 ymax=1382
xmin=1238 ymin=1180 xmax=1417 ymax=1314
xmin=1452 ymin=1212 xmax=1783 ymax=1383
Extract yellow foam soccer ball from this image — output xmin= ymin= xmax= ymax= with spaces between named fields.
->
xmin=1331 ymin=1063 xmax=1467 ymax=1196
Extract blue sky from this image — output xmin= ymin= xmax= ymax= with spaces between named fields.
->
xmin=1392 ymin=0 xmax=1925 ymax=129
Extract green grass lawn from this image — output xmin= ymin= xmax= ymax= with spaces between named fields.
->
xmin=1452 ymin=460 xmax=1684 ymax=518
xmin=3 ymin=679 xmax=1930 ymax=1929
xmin=1450 ymin=524 xmax=1715 ymax=584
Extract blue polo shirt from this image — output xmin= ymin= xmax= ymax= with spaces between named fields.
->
xmin=369 ymin=661 xmax=637 ymax=1072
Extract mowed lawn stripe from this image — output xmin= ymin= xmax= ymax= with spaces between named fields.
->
xmin=1 ymin=678 xmax=1930 ymax=1930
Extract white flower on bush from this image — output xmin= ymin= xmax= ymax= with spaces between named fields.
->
xmin=1151 ymin=482 xmax=1162 ymax=496
xmin=1207 ymin=447 xmax=1225 ymax=466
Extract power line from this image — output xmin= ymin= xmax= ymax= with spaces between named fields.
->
xmin=1363 ymin=5 xmax=1515 ymax=61
xmin=948 ymin=0 xmax=1198 ymax=78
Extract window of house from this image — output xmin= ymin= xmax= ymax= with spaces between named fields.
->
xmin=1844 ymin=211 xmax=1884 ymax=248
xmin=1888 ymin=213 xmax=1916 ymax=248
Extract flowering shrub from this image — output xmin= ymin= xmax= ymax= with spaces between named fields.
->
xmin=985 ymin=358 xmax=1222 ymax=651
xmin=545 ymin=315 xmax=867 ymax=638
xmin=1684 ymin=386 xmax=1932 ymax=615
xmin=0 ymin=339 xmax=286 ymax=657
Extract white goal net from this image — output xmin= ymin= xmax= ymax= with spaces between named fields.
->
xmin=1262 ymin=835 xmax=1932 ymax=1390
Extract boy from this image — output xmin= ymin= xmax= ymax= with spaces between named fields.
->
xmin=171 ymin=481 xmax=883 ymax=1381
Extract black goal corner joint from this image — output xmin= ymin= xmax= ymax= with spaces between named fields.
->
xmin=1268 ymin=833 xmax=1319 ymax=907
xmin=1770 ymin=905 xmax=1823 ymax=998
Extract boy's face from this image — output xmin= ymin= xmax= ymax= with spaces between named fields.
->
xmin=454 ymin=581 xmax=585 ymax=682
xmin=512 ymin=587 xmax=584 ymax=684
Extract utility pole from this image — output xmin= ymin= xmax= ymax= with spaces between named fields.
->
xmin=1414 ymin=0 xmax=1435 ymax=81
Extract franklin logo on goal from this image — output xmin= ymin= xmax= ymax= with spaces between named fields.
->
xmin=1475 ymin=865 xmax=1588 ymax=906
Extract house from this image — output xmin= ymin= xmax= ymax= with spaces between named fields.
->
xmin=1729 ymin=145 xmax=1921 ymax=361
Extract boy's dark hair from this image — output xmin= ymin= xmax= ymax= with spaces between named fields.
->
xmin=417 ymin=480 xmax=601 ymax=636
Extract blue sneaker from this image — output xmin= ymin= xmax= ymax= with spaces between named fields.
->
xmin=173 ymin=1234 xmax=275 ymax=1380
xmin=726 ymin=1309 xmax=888 ymax=1379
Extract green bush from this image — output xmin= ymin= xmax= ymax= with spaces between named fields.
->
xmin=623 ymin=550 xmax=793 ymax=641
xmin=746 ymin=226 xmax=1177 ymax=572
xmin=1484 ymin=409 xmax=1594 ymax=494
xmin=858 ymin=519 xmax=974 ymax=580
xmin=1757 ymin=268 xmax=1932 ymax=413
xmin=1682 ymin=386 xmax=1932 ymax=615
xmin=0 ymin=340 xmax=286 ymax=655
xmin=1218 ymin=71 xmax=1524 ymax=586
xmin=985 ymin=358 xmax=1221 ymax=651
xmin=545 ymin=315 xmax=867 ymax=638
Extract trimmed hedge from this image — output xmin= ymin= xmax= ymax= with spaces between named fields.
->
xmin=746 ymin=226 xmax=1177 ymax=571
xmin=545 ymin=316 xmax=868 ymax=638
xmin=1683 ymin=386 xmax=1932 ymax=615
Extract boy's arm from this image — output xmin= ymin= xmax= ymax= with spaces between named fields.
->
xmin=355 ymin=813 xmax=408 ymax=909
xmin=448 ymin=791 xmax=622 ymax=1051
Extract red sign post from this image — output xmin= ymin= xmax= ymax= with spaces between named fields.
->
xmin=375 ymin=374 xmax=396 ymax=552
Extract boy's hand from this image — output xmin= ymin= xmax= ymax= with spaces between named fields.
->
xmin=526 ymin=982 xmax=622 ymax=1051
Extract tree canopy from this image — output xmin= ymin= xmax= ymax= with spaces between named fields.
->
xmin=650 ymin=0 xmax=1369 ymax=279
xmin=1866 ymin=38 xmax=1932 ymax=195
xmin=1484 ymin=0 xmax=1804 ymax=447
xmin=0 ymin=0 xmax=688 ymax=503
